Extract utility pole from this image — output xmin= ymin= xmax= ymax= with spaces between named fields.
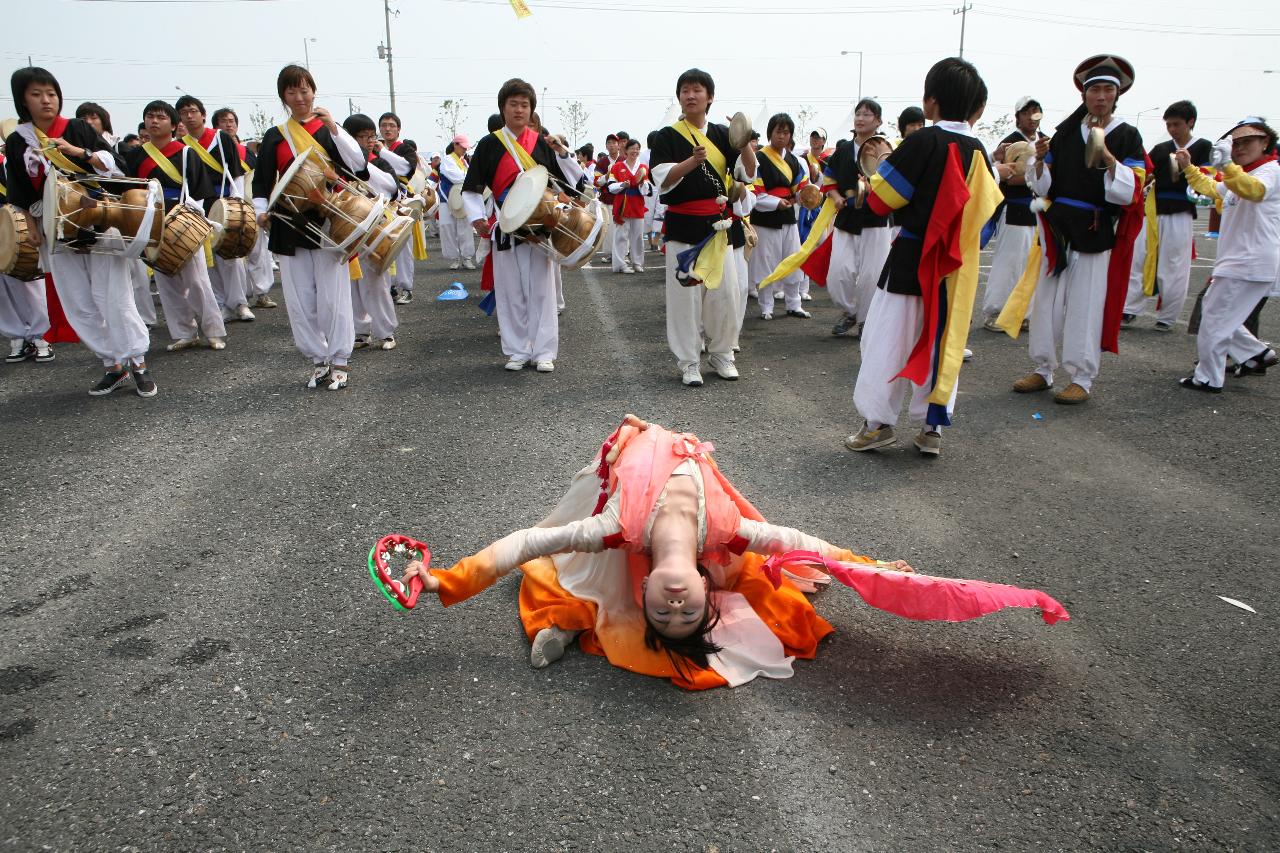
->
xmin=954 ymin=3 xmax=973 ymax=59
xmin=378 ymin=0 xmax=398 ymax=114
xmin=840 ymin=51 xmax=864 ymax=102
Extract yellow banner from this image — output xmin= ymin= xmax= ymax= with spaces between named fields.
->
xmin=759 ymin=197 xmax=836 ymax=287
xmin=508 ymin=0 xmax=533 ymax=18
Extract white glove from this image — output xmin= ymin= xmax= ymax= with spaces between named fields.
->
xmin=608 ymin=181 xmax=626 ymax=193
xmin=1211 ymin=138 xmax=1233 ymax=168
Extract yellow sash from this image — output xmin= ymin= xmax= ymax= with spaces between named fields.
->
xmin=411 ymin=219 xmax=428 ymax=261
xmin=450 ymin=152 xmax=468 ymax=172
xmin=183 ymin=133 xmax=224 ymax=174
xmin=279 ymin=119 xmax=333 ymax=169
xmin=496 ymin=128 xmax=538 ymax=171
xmin=759 ymin=198 xmax=837 ymax=287
xmin=1140 ymin=190 xmax=1159 ymax=297
xmin=671 ymin=119 xmax=730 ymax=190
xmin=34 ymin=126 xmax=90 ymax=176
xmin=142 ymin=142 xmax=184 ymax=185
xmin=759 ymin=146 xmax=794 ymax=185
xmin=996 ymin=217 xmax=1046 ymax=337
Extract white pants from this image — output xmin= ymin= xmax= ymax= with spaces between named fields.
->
xmin=492 ymin=239 xmax=558 ymax=362
xmin=1028 ymin=248 xmax=1110 ymax=392
xmin=351 ymin=268 xmax=398 ymax=340
xmin=1193 ymin=277 xmax=1271 ymax=387
xmin=1124 ymin=213 xmax=1194 ymax=324
xmin=208 ymin=254 xmax=249 ymax=311
xmin=750 ymin=224 xmax=802 ymax=315
xmin=393 ymin=241 xmax=414 ymax=291
xmin=982 ymin=218 xmax=1036 ymax=321
xmin=554 ymin=263 xmax=565 ymax=311
xmin=611 ymin=218 xmax=645 ymax=271
xmin=851 ymin=227 xmax=893 ymax=323
xmin=129 ymin=259 xmax=156 ymax=326
xmin=245 ymin=235 xmax=274 ymax=297
xmin=280 ymin=248 xmax=355 ymax=366
xmin=154 ymin=253 xmax=227 ymax=342
xmin=731 ymin=245 xmax=748 ymax=350
xmin=854 ymin=288 xmax=957 ymax=429
xmin=665 ymin=237 xmax=742 ymax=369
xmin=0 ymin=273 xmax=50 ymax=341
xmin=42 ymin=234 xmax=149 ymax=367
xmin=827 ymin=230 xmax=859 ymax=317
xmin=439 ymin=213 xmax=475 ymax=262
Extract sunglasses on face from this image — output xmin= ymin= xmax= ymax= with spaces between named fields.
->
xmin=1231 ymin=135 xmax=1266 ymax=146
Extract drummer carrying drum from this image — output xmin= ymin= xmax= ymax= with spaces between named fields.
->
xmin=461 ymin=78 xmax=585 ymax=374
xmin=4 ymin=66 xmax=157 ymax=397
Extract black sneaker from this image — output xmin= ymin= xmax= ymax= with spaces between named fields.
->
xmin=89 ymin=368 xmax=130 ymax=396
xmin=389 ymin=285 xmax=399 ymax=300
xmin=130 ymin=366 xmax=158 ymax=398
xmin=1120 ymin=313 xmax=1137 ymax=328
xmin=831 ymin=315 xmax=858 ymax=337
xmin=5 ymin=340 xmax=34 ymax=363
xmin=400 ymin=290 xmax=413 ymax=304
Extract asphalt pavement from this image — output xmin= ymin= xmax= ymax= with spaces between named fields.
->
xmin=1 ymin=223 xmax=1276 ymax=852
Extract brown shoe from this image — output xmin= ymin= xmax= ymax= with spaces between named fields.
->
xmin=1053 ymin=383 xmax=1090 ymax=405
xmin=1012 ymin=373 xmax=1051 ymax=393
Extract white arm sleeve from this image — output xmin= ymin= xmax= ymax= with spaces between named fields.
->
xmin=439 ymin=156 xmax=466 ymax=183
xmin=737 ymin=518 xmax=846 ymax=559
xmin=90 ymin=150 xmax=123 ymax=178
xmin=752 ymin=193 xmax=781 ymax=212
xmin=651 ymin=162 xmax=680 ymax=192
xmin=1103 ymin=161 xmax=1137 ymax=205
xmin=462 ymin=190 xmax=486 ymax=224
xmin=331 ymin=125 xmax=367 ymax=174
xmin=1026 ymin=155 xmax=1052 ymax=196
xmin=380 ymin=147 xmax=410 ymax=176
xmin=487 ymin=499 xmax=622 ymax=574
xmin=365 ymin=165 xmax=399 ymax=199
xmin=556 ymin=152 xmax=584 ymax=184
xmin=732 ymin=191 xmax=756 ymax=217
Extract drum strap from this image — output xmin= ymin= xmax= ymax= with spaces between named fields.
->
xmin=496 ymin=129 xmax=538 ymax=172
xmin=280 ymin=119 xmax=333 ymax=170
xmin=759 ymin=147 xmax=794 ymax=185
xmin=142 ymin=142 xmax=185 ymax=186
xmin=183 ymin=133 xmax=224 ymax=174
xmin=672 ymin=121 xmax=730 ymax=191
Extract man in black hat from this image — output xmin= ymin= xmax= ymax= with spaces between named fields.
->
xmin=1012 ymin=55 xmax=1145 ymax=406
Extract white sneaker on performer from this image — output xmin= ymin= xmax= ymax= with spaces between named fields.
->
xmin=681 ymin=364 xmax=704 ymax=387
xmin=326 ymin=368 xmax=348 ymax=390
xmin=463 ymin=257 xmax=477 ymax=270
xmin=535 ymin=360 xmax=555 ymax=373
xmin=449 ymin=260 xmax=461 ymax=271
xmin=167 ymin=337 xmax=201 ymax=352
xmin=234 ymin=304 xmax=256 ymax=322
xmin=32 ymin=339 xmax=54 ymax=362
xmin=207 ymin=336 xmax=227 ymax=351
xmin=378 ymin=337 xmax=397 ymax=350
xmin=505 ymin=358 xmax=528 ymax=371
xmin=707 ymin=354 xmax=738 ymax=380
xmin=530 ymin=626 xmax=579 ymax=669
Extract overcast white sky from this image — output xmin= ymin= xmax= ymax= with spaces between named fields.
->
xmin=8 ymin=0 xmax=1280 ymax=154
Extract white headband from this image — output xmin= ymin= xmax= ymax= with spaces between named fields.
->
xmin=1084 ymin=74 xmax=1121 ymax=88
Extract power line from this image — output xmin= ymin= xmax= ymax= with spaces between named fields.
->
xmin=440 ymin=0 xmax=952 ymax=13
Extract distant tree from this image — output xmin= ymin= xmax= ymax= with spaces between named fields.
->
xmin=436 ymin=99 xmax=467 ymax=141
xmin=556 ymin=101 xmax=591 ymax=148
xmin=975 ymin=113 xmax=1014 ymax=147
xmin=248 ymin=103 xmax=276 ymax=139
xmin=794 ymin=105 xmax=818 ymax=133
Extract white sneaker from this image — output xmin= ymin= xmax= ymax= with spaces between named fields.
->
xmin=708 ymin=355 xmax=739 ymax=380
xmin=32 ymin=338 xmax=54 ymax=362
xmin=326 ymin=368 xmax=348 ymax=390
xmin=207 ymin=336 xmax=227 ymax=351
xmin=234 ymin=304 xmax=256 ymax=322
xmin=462 ymin=258 xmax=477 ymax=270
xmin=681 ymin=365 xmax=703 ymax=387
xmin=535 ymin=360 xmax=554 ymax=373
xmin=505 ymin=358 xmax=528 ymax=371
xmin=761 ymin=312 xmax=773 ymax=321
xmin=353 ymin=335 xmax=371 ymax=349
xmin=621 ymin=266 xmax=635 ymax=275
xmin=449 ymin=261 xmax=461 ymax=271
xmin=167 ymin=337 xmax=201 ymax=352
xmin=962 ymin=348 xmax=973 ymax=362
xmin=378 ymin=337 xmax=397 ymax=350
xmin=633 ymin=266 xmax=645 ymax=273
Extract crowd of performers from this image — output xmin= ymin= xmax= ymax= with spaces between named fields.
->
xmin=3 ymin=56 xmax=1277 ymax=450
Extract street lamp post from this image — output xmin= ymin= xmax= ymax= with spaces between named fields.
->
xmin=302 ymin=37 xmax=316 ymax=70
xmin=1135 ymin=105 xmax=1162 ymax=137
xmin=839 ymin=51 xmax=863 ymax=102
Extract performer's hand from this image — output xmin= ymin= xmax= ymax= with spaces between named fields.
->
xmin=620 ymin=413 xmax=650 ymax=431
xmin=257 ymin=213 xmax=271 ymax=229
xmin=472 ymin=218 xmax=490 ymax=239
xmin=371 ymin=139 xmax=384 ymax=155
xmin=1101 ymin=147 xmax=1117 ymax=170
xmin=992 ymin=142 xmax=1009 ymax=162
xmin=402 ymin=560 xmax=440 ymax=593
xmin=547 ymin=135 xmax=568 ymax=155
xmin=1034 ymin=136 xmax=1051 ymax=160
xmin=778 ymin=198 xmax=793 ymax=209
xmin=885 ymin=560 xmax=915 ymax=573
xmin=688 ymin=145 xmax=708 ymax=166
xmin=995 ymin=163 xmax=1014 ymax=181
xmin=21 ymin=211 xmax=41 ymax=247
xmin=50 ymin=136 xmax=85 ymax=159
xmin=312 ymin=107 xmax=337 ymax=132
xmin=1174 ymin=149 xmax=1192 ymax=171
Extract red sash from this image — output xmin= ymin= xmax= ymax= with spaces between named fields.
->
xmin=136 ymin=139 xmax=185 ymax=181
xmin=491 ymin=127 xmax=539 ymax=200
xmin=275 ymin=117 xmax=324 ymax=173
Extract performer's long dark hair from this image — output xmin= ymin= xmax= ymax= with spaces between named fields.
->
xmin=642 ymin=563 xmax=724 ymax=675
xmin=11 ymin=66 xmax=62 ymax=122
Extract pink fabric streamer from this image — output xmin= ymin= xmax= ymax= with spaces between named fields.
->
xmin=760 ymin=550 xmax=1070 ymax=625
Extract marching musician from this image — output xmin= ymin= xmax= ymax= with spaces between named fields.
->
xmin=824 ymin=131 xmax=894 ymax=338
xmin=0 ymin=144 xmax=52 ymax=365
xmin=377 ymin=112 xmax=421 ymax=303
xmin=649 ymin=68 xmax=757 ymax=387
xmin=607 ymin=137 xmax=649 ymax=273
xmin=436 ymin=134 xmax=477 ymax=280
xmin=980 ymin=96 xmax=1046 ymax=331
xmin=122 ymin=100 xmax=226 ymax=353
xmin=5 ymin=67 xmax=157 ymax=397
xmin=845 ymin=58 xmax=998 ymax=457
xmin=176 ymin=95 xmax=254 ymax=324
xmin=1122 ymin=100 xmax=1214 ymax=331
xmin=461 ymin=78 xmax=584 ymax=374
xmin=213 ymin=107 xmax=277 ymax=309
xmin=1013 ymin=55 xmax=1145 ymax=406
xmin=749 ymin=113 xmax=809 ymax=321
xmin=252 ymin=64 xmax=369 ymax=391
xmin=344 ymin=114 xmax=401 ymax=353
